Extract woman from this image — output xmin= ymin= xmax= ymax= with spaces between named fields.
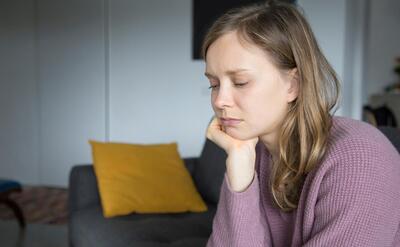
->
xmin=202 ymin=1 xmax=400 ymax=246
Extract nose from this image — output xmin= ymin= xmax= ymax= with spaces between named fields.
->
xmin=213 ymin=85 xmax=234 ymax=110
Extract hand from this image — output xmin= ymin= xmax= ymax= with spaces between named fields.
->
xmin=206 ymin=116 xmax=259 ymax=192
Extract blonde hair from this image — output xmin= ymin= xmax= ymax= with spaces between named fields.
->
xmin=201 ymin=0 xmax=340 ymax=212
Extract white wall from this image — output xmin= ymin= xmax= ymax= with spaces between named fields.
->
xmin=108 ymin=0 xmax=211 ymax=157
xmin=0 ymin=0 xmax=107 ymax=186
xmin=0 ymin=0 xmax=39 ymax=184
xmin=343 ymin=0 xmax=369 ymax=119
xmin=36 ymin=0 xmax=107 ymax=186
xmin=1 ymin=0 xmax=397 ymax=186
xmin=298 ymin=0 xmax=347 ymax=117
xmin=299 ymin=0 xmax=400 ymax=119
xmin=364 ymin=0 xmax=400 ymax=103
xmin=0 ymin=0 xmax=211 ymax=187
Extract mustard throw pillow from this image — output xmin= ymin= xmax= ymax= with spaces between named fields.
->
xmin=89 ymin=140 xmax=208 ymax=218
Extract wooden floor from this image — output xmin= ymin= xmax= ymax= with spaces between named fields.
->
xmin=0 ymin=220 xmax=68 ymax=247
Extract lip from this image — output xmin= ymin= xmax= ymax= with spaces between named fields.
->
xmin=220 ymin=118 xmax=242 ymax=126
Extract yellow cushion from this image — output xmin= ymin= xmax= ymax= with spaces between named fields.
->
xmin=89 ymin=140 xmax=208 ymax=218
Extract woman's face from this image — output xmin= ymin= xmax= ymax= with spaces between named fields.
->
xmin=205 ymin=31 xmax=297 ymax=143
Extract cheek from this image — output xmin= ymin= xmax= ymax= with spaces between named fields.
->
xmin=246 ymin=84 xmax=287 ymax=130
xmin=210 ymin=93 xmax=217 ymax=111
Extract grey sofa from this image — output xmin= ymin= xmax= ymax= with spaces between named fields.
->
xmin=68 ymin=138 xmax=227 ymax=247
xmin=68 ymin=126 xmax=400 ymax=247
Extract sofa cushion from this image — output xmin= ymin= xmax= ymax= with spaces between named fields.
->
xmin=89 ymin=140 xmax=207 ymax=217
xmin=378 ymin=126 xmax=400 ymax=152
xmin=69 ymin=204 xmax=216 ymax=247
xmin=193 ymin=138 xmax=227 ymax=204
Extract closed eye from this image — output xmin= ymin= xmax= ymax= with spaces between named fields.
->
xmin=208 ymin=82 xmax=248 ymax=90
xmin=235 ymin=82 xmax=248 ymax=87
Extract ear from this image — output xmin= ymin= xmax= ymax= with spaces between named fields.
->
xmin=286 ymin=68 xmax=299 ymax=103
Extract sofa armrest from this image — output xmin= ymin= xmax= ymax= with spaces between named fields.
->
xmin=183 ymin=157 xmax=198 ymax=177
xmin=378 ymin=126 xmax=400 ymax=152
xmin=68 ymin=164 xmax=101 ymax=214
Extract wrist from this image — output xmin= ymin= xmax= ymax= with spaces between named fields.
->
xmin=227 ymin=170 xmax=255 ymax=192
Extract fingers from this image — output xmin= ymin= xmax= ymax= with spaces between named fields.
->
xmin=206 ymin=116 xmax=260 ymax=152
xmin=206 ymin=116 xmax=232 ymax=152
xmin=206 ymin=116 xmax=221 ymax=140
xmin=251 ymin=136 xmax=259 ymax=146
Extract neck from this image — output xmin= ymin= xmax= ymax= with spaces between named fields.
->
xmin=260 ymin=134 xmax=279 ymax=163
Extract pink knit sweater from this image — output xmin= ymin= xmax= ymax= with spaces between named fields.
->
xmin=206 ymin=116 xmax=400 ymax=247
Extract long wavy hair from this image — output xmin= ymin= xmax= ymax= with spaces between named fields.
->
xmin=201 ymin=0 xmax=340 ymax=212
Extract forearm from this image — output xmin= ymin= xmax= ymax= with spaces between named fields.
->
xmin=207 ymin=171 xmax=272 ymax=247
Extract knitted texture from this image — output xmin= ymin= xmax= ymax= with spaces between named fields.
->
xmin=207 ymin=116 xmax=400 ymax=247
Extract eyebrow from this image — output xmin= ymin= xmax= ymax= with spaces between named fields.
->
xmin=204 ymin=69 xmax=251 ymax=79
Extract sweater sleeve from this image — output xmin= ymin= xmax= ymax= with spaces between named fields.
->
xmin=302 ymin=141 xmax=400 ymax=247
xmin=206 ymin=170 xmax=272 ymax=247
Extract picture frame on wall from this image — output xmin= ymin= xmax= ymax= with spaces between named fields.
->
xmin=192 ymin=0 xmax=297 ymax=60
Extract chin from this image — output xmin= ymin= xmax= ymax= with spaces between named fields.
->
xmin=225 ymin=128 xmax=256 ymax=141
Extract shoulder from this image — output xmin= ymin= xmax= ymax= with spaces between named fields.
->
xmin=329 ymin=116 xmax=387 ymax=144
xmin=304 ymin=116 xmax=400 ymax=208
xmin=326 ymin=116 xmax=398 ymax=161
xmin=312 ymin=116 xmax=400 ymax=183
xmin=301 ymin=117 xmax=400 ymax=245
